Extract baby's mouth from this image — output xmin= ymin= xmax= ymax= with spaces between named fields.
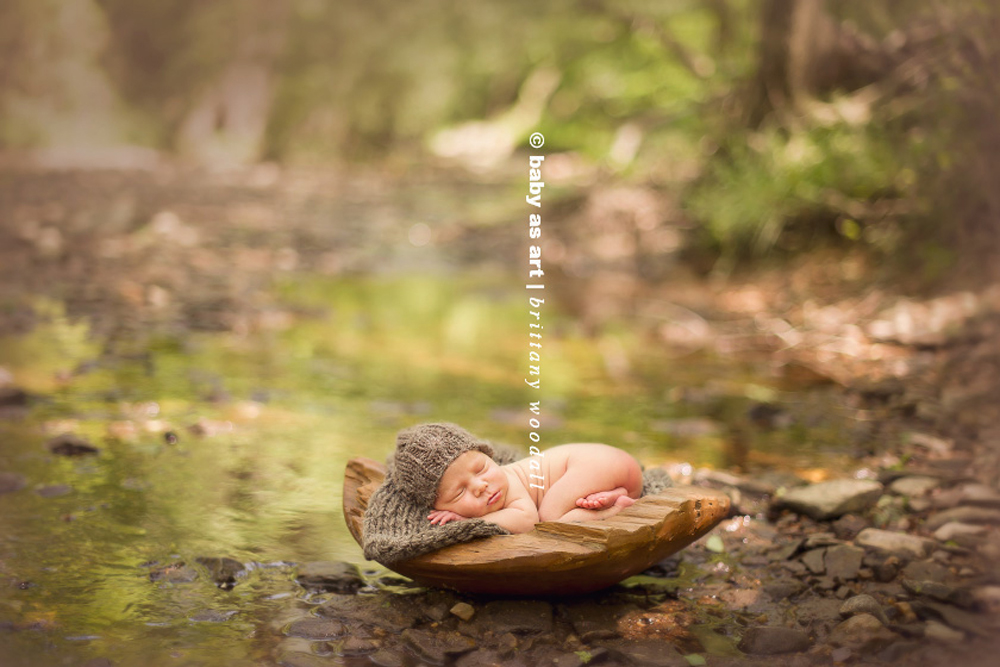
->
xmin=487 ymin=490 xmax=500 ymax=506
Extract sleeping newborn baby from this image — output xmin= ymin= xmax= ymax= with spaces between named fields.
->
xmin=428 ymin=442 xmax=643 ymax=534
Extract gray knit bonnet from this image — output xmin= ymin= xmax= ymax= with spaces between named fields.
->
xmin=393 ymin=422 xmax=495 ymax=506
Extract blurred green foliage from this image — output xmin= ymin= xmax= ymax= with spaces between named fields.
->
xmin=1 ymin=0 xmax=998 ymax=272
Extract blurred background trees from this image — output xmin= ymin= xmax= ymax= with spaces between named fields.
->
xmin=1 ymin=0 xmax=997 ymax=280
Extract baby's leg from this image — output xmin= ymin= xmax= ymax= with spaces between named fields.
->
xmin=537 ymin=445 xmax=643 ymax=522
xmin=576 ymin=487 xmax=630 ymax=509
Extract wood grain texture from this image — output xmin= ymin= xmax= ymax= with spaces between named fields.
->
xmin=343 ymin=456 xmax=731 ymax=595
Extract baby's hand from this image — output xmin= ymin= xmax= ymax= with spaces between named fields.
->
xmin=427 ymin=509 xmax=466 ymax=526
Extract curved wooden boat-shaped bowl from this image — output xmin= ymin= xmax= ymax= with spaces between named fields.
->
xmin=343 ymin=457 xmax=730 ymax=596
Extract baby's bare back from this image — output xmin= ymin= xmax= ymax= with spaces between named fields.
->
xmin=504 ymin=443 xmax=641 ymax=512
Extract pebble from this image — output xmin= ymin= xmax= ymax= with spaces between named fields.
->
xmin=36 ymin=484 xmax=72 ymax=498
xmin=825 ymin=544 xmax=864 ymax=581
xmin=0 ymin=471 xmax=27 ymax=495
xmin=295 ymin=561 xmax=364 ymax=593
xmin=923 ymin=620 xmax=965 ymax=643
xmin=933 ymin=521 xmax=987 ymax=542
xmin=368 ymin=648 xmax=407 ymax=667
xmin=455 ymin=649 xmax=506 ymax=667
xmin=341 ymin=637 xmax=379 ymax=655
xmin=402 ymin=628 xmax=476 ymax=663
xmin=856 ymin=528 xmax=934 ymax=558
xmin=925 ymin=506 xmax=1000 ymax=531
xmin=599 ymin=639 xmax=686 ymax=666
xmin=47 ymin=433 xmax=100 ymax=456
xmin=971 ymin=585 xmax=1000 ymax=613
xmin=801 ymin=548 xmax=826 ymax=574
xmin=839 ymin=594 xmax=889 ymax=625
xmin=285 ymin=618 xmax=347 ymax=640
xmin=450 ymin=602 xmax=475 ymax=622
xmin=471 ymin=600 xmax=554 ymax=635
xmin=888 ymin=475 xmax=940 ymax=497
xmin=956 ymin=484 xmax=1000 ymax=509
xmin=189 ymin=609 xmax=237 ymax=622
xmin=149 ymin=562 xmax=198 ymax=583
xmin=775 ymin=479 xmax=883 ymax=520
xmin=763 ymin=579 xmax=805 ymax=601
xmin=874 ymin=555 xmax=902 ymax=583
xmin=737 ymin=626 xmax=812 ymax=654
xmin=902 ymin=580 xmax=976 ymax=609
xmin=828 ymin=613 xmax=898 ymax=650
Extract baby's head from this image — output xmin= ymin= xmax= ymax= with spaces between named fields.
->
xmin=433 ymin=449 xmax=508 ymax=518
xmin=391 ymin=423 xmax=494 ymax=508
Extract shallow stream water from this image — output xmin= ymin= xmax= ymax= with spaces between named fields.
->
xmin=0 ymin=271 xmax=855 ymax=666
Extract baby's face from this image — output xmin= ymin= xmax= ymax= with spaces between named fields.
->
xmin=434 ymin=451 xmax=508 ymax=518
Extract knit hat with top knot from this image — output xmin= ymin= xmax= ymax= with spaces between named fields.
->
xmin=393 ymin=422 xmax=495 ymax=506
xmin=361 ymin=423 xmax=511 ymax=565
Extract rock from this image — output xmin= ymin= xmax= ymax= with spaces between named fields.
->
xmin=36 ymin=484 xmax=72 ymax=498
xmin=900 ymin=559 xmax=951 ymax=583
xmin=47 ymin=433 xmax=99 ymax=456
xmin=764 ymin=578 xmax=805 ymax=601
xmin=402 ymin=629 xmax=476 ymax=663
xmin=874 ymin=555 xmax=902 ymax=582
xmin=888 ymin=476 xmax=940 ymax=497
xmin=368 ymin=648 xmax=407 ymax=667
xmin=856 ymin=528 xmax=934 ymax=558
xmin=913 ymin=601 xmax=993 ymax=637
xmin=553 ymin=648 xmax=609 ymax=667
xmin=877 ymin=641 xmax=921 ymax=662
xmin=450 ymin=602 xmax=475 ymax=622
xmin=285 ymin=617 xmax=347 ymax=640
xmin=840 ymin=595 xmax=889 ymax=625
xmin=737 ymin=626 xmax=812 ymax=655
xmin=599 ymin=639 xmax=686 ymax=666
xmin=801 ymin=548 xmax=826 ymax=574
xmin=149 ymin=562 xmax=198 ymax=583
xmin=803 ymin=532 xmax=842 ymax=549
xmin=971 ymin=585 xmax=1000 ymax=613
xmin=341 ymin=637 xmax=378 ymax=655
xmin=825 ymin=544 xmax=864 ymax=581
xmin=832 ymin=514 xmax=868 ymax=540
xmin=933 ymin=521 xmax=987 ymax=543
xmin=901 ymin=580 xmax=976 ymax=609
xmin=562 ymin=601 xmax=631 ymax=641
xmin=768 ymin=539 xmax=803 ymax=562
xmin=189 ymin=609 xmax=237 ymax=622
xmin=275 ymin=649 xmax=332 ymax=667
xmin=473 ymin=600 xmax=554 ymax=635
xmin=317 ymin=594 xmax=421 ymax=632
xmin=295 ymin=561 xmax=364 ymax=593
xmin=775 ymin=480 xmax=883 ymax=520
xmin=455 ymin=649 xmax=506 ymax=667
xmin=957 ymin=484 xmax=1000 ymax=509
xmin=925 ymin=507 xmax=1000 ymax=531
xmin=831 ymin=646 xmax=852 ymax=662
xmin=196 ymin=557 xmax=245 ymax=590
xmin=0 ymin=472 xmax=27 ymax=495
xmin=923 ymin=620 xmax=965 ymax=643
xmin=80 ymin=659 xmax=114 ymax=667
xmin=828 ymin=614 xmax=898 ymax=650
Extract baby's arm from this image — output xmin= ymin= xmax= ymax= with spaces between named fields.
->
xmin=481 ymin=498 xmax=539 ymax=534
xmin=427 ymin=499 xmax=539 ymax=533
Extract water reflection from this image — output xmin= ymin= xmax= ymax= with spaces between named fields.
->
xmin=0 ymin=273 xmax=852 ymax=665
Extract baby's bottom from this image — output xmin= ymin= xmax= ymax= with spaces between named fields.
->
xmin=536 ymin=445 xmax=643 ymax=523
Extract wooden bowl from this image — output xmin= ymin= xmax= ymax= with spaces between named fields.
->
xmin=343 ymin=457 xmax=731 ymax=595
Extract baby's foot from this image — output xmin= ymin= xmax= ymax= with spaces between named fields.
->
xmin=614 ymin=494 xmax=636 ymax=509
xmin=576 ymin=487 xmax=630 ymax=510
